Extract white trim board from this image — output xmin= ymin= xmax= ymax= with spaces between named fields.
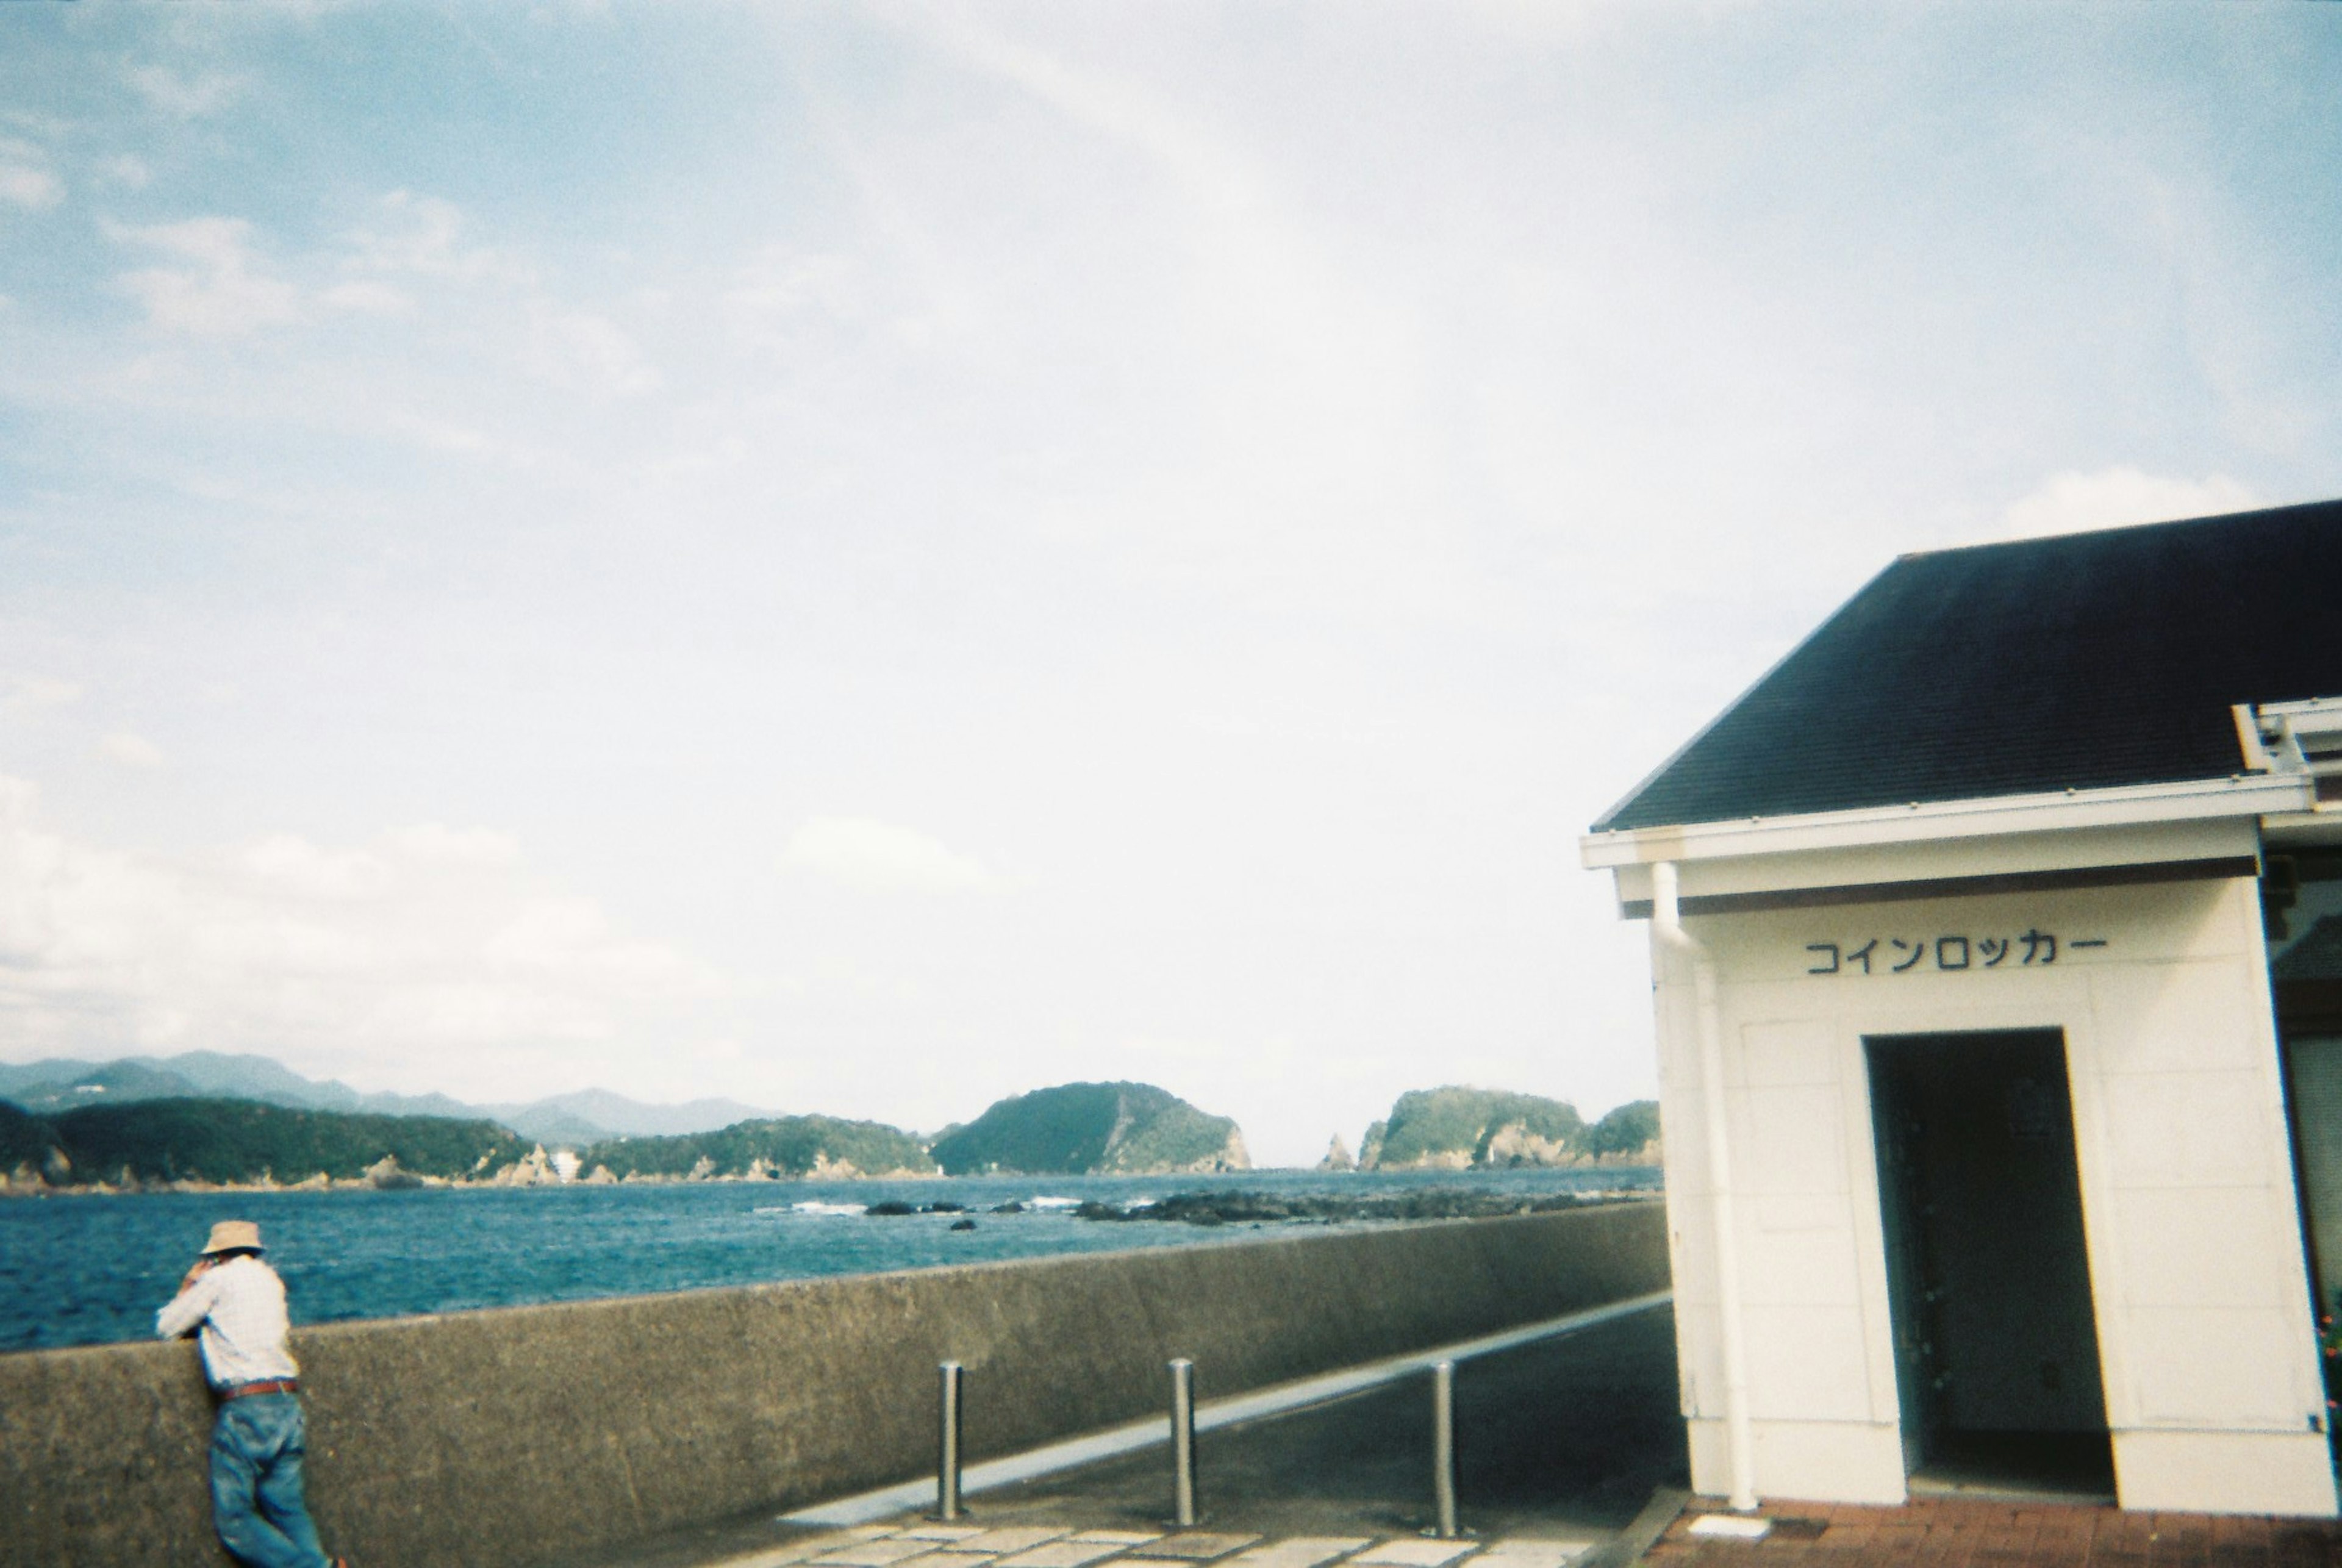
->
xmin=779 ymin=1291 xmax=1675 ymax=1528
xmin=1580 ymin=773 xmax=2310 ymax=868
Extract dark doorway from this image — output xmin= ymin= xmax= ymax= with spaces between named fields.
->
xmin=1866 ymin=1029 xmax=2113 ymax=1500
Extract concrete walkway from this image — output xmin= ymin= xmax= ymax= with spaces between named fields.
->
xmin=558 ymin=1307 xmax=2342 ymax=1568
xmin=567 ymin=1307 xmax=1689 ymax=1568
xmin=681 ymin=1516 xmax=1650 ymax=1568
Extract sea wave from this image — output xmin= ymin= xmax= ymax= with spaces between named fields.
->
xmin=1025 ymin=1195 xmax=1080 ymax=1210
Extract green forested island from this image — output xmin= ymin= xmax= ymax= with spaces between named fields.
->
xmin=929 ymin=1081 xmax=1248 ymax=1175
xmin=0 ymin=1097 xmax=525 ymax=1191
xmin=577 ymin=1117 xmax=936 ymax=1181
xmin=1351 ymin=1086 xmax=1659 ymax=1170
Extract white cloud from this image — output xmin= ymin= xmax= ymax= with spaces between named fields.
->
xmin=98 ymin=731 xmax=165 ymax=769
xmin=0 ymin=138 xmax=60 ymax=209
xmin=113 ymin=217 xmax=302 ymax=336
xmin=780 ymin=816 xmax=999 ymax=894
xmin=5 ymin=676 xmax=82 ymax=711
xmin=345 ymin=191 xmax=529 ymax=285
xmin=0 ymin=167 xmax=58 ymax=210
xmin=125 ymin=65 xmax=246 ymax=119
xmin=320 ymin=279 xmax=415 ymax=316
xmin=725 ymin=249 xmax=854 ymax=314
xmin=390 ymin=823 xmax=521 ymax=868
xmin=1999 ymin=468 xmax=2263 ymax=540
xmin=525 ymin=305 xmax=661 ymax=396
xmin=99 ymin=154 xmax=151 ymax=189
xmin=0 ymin=779 xmax=726 ymax=1093
xmin=242 ymin=834 xmax=392 ymax=900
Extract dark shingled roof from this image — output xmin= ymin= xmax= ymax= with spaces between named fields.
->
xmin=1594 ymin=498 xmax=2342 ymax=833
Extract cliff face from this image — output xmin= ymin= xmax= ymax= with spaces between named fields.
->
xmin=930 ymin=1082 xmax=1249 ymax=1176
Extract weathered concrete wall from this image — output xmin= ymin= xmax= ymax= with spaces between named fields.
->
xmin=0 ymin=1201 xmax=1665 ymax=1568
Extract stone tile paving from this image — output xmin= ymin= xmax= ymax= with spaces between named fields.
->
xmin=998 ymin=1542 xmax=1136 ymax=1568
xmin=1472 ymin=1544 xmax=1598 ymax=1568
xmin=1126 ymin=1538 xmax=1263 ymax=1561
xmin=711 ymin=1521 xmax=1605 ymax=1568
xmin=1641 ymin=1497 xmax=2342 ymax=1568
xmin=812 ymin=1538 xmax=948 ymax=1567
xmin=1222 ymin=1539 xmax=1374 ymax=1568
xmin=958 ymin=1531 xmax=1076 ymax=1556
xmin=1350 ymin=1542 xmax=1483 ymax=1567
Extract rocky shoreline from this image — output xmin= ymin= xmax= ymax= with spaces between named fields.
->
xmin=0 ymin=1153 xmax=947 ymax=1197
xmin=1062 ymin=1186 xmax=1655 ymax=1226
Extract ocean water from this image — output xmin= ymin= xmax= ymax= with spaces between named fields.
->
xmin=0 ymin=1166 xmax=1658 ymax=1354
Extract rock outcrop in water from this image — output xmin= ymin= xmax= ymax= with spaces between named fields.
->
xmin=929 ymin=1081 xmax=1248 ymax=1176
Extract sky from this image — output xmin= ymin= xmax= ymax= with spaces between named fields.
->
xmin=1 ymin=2 xmax=2338 ymax=1167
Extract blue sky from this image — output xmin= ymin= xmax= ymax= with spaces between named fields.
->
xmin=1 ymin=2 xmax=2337 ymax=1164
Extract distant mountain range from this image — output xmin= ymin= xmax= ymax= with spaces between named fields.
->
xmin=0 ymin=1052 xmax=779 ymax=1145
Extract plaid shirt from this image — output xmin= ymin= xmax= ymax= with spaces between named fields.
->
xmin=155 ymin=1256 xmax=301 ymax=1388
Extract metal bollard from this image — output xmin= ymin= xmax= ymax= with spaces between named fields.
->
xmin=1169 ymin=1357 xmax=1198 ymax=1527
xmin=936 ymin=1361 xmax=965 ymax=1521
xmin=1431 ymin=1360 xmax=1458 ymax=1539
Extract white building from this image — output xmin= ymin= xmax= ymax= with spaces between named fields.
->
xmin=1581 ymin=501 xmax=2342 ymax=1517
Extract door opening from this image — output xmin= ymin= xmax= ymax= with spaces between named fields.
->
xmin=1866 ymin=1029 xmax=2113 ymax=1501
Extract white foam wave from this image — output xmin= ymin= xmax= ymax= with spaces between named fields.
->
xmin=1025 ymin=1195 xmax=1080 ymax=1211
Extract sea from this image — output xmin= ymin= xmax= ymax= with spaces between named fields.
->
xmin=0 ymin=1165 xmax=1660 ymax=1355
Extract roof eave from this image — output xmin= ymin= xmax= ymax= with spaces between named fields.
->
xmin=1578 ymin=771 xmax=2315 ymax=870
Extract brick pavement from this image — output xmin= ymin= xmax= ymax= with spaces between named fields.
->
xmin=1641 ymin=1497 xmax=2342 ymax=1568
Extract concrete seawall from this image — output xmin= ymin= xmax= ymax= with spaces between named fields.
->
xmin=0 ymin=1201 xmax=1666 ymax=1568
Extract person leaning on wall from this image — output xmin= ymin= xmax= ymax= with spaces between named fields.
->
xmin=156 ymin=1220 xmax=350 ymax=1568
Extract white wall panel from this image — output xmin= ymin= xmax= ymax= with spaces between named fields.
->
xmin=2099 ymin=1072 xmax=2278 ymax=1187
xmin=1743 ymin=1305 xmax=1874 ymax=1421
xmin=2121 ymin=1306 xmax=2318 ymax=1427
xmin=1641 ymin=850 xmax=2333 ymax=1517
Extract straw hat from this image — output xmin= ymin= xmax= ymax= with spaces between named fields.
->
xmin=201 ymin=1220 xmax=263 ymax=1256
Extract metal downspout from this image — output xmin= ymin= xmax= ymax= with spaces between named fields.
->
xmin=1651 ymin=860 xmax=1759 ymax=1513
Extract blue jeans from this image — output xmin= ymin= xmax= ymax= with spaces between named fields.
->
xmin=209 ymin=1394 xmax=331 ymax=1568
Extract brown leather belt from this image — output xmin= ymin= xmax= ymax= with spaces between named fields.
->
xmin=218 ymin=1378 xmax=299 ymax=1400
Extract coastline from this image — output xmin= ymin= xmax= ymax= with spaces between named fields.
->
xmin=1 ymin=1159 xmax=1659 ymax=1200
